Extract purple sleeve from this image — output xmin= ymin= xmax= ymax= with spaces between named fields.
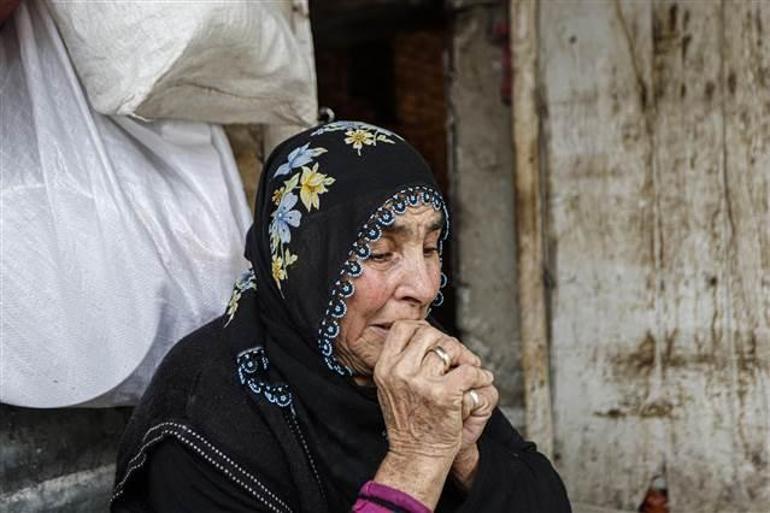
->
xmin=353 ymin=480 xmax=432 ymax=513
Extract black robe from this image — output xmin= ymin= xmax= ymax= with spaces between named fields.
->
xmin=111 ymin=317 xmax=571 ymax=513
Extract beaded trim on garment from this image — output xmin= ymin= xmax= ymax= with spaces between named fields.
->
xmin=237 ymin=346 xmax=293 ymax=409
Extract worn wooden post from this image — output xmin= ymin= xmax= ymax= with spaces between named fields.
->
xmin=509 ymin=0 xmax=553 ymax=457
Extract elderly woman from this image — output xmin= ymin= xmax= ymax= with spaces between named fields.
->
xmin=111 ymin=121 xmax=571 ymax=513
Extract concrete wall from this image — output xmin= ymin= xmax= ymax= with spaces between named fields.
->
xmin=0 ymin=406 xmax=132 ymax=512
xmin=447 ymin=0 xmax=525 ymax=428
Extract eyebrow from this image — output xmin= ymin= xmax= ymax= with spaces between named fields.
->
xmin=382 ymin=214 xmax=444 ymax=239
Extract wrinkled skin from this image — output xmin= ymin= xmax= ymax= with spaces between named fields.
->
xmin=336 ymin=205 xmax=500 ymax=508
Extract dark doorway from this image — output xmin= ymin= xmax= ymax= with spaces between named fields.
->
xmin=311 ymin=0 xmax=457 ymax=335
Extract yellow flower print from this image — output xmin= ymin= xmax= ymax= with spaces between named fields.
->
xmin=344 ymin=129 xmax=375 ymax=155
xmin=272 ymin=254 xmax=286 ymax=286
xmin=283 ymin=248 xmax=298 ymax=267
xmin=299 ymin=163 xmax=336 ymax=211
xmin=225 ymin=290 xmax=242 ymax=321
xmin=272 ymin=186 xmax=285 ymax=205
xmin=283 ymin=173 xmax=300 ymax=192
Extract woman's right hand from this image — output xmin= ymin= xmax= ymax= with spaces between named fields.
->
xmin=371 ymin=320 xmax=493 ymax=508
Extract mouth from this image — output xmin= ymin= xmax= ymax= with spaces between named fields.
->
xmin=370 ymin=322 xmax=392 ymax=335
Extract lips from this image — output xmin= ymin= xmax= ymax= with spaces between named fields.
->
xmin=369 ymin=323 xmax=392 ymax=338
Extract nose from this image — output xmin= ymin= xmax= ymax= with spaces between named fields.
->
xmin=394 ymin=248 xmax=438 ymax=308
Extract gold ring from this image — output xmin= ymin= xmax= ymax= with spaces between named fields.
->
xmin=428 ymin=345 xmax=451 ymax=372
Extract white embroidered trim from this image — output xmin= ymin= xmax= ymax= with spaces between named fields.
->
xmin=286 ymin=412 xmax=327 ymax=503
xmin=111 ymin=421 xmax=293 ymax=513
xmin=316 ymin=185 xmax=450 ymax=375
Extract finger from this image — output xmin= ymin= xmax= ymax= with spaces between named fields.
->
xmin=354 ymin=326 xmax=386 ymax=351
xmin=464 ymin=385 xmax=499 ymax=419
xmin=444 ymin=364 xmax=494 ymax=393
xmin=461 ymin=389 xmax=479 ymax=419
xmin=378 ymin=320 xmax=426 ymax=365
xmin=420 ymin=335 xmax=474 ymax=376
xmin=398 ymin=323 xmax=443 ymax=373
xmin=423 ymin=345 xmax=452 ymax=376
xmin=435 ymin=336 xmax=481 ymax=368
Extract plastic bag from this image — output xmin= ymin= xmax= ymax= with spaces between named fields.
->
xmin=0 ymin=1 xmax=252 ymax=407
xmin=46 ymin=0 xmax=317 ymax=125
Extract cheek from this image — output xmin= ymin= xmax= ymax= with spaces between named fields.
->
xmin=429 ymin=259 xmax=442 ymax=289
xmin=340 ymin=272 xmax=391 ymax=338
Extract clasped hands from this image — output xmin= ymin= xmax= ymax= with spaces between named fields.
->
xmin=371 ymin=320 xmax=499 ymax=507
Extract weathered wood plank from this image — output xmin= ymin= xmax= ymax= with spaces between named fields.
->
xmin=541 ymin=0 xmax=769 ymax=511
xmin=511 ymin=0 xmax=554 ymax=457
xmin=449 ymin=3 xmax=523 ymax=420
xmin=540 ymin=0 xmax=663 ymax=509
xmin=641 ymin=2 xmax=767 ymax=512
xmin=699 ymin=0 xmax=770 ymax=510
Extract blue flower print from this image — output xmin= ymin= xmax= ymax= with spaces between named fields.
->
xmin=270 ymin=192 xmax=302 ymax=248
xmin=224 ymin=268 xmax=257 ymax=326
xmin=274 ymin=143 xmax=328 ymax=177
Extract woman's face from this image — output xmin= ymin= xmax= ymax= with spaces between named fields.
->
xmin=336 ymin=204 xmax=443 ymax=382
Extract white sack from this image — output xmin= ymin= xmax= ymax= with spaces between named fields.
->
xmin=0 ymin=0 xmax=253 ymax=407
xmin=46 ymin=0 xmax=317 ymax=125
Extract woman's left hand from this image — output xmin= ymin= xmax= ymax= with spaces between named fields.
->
xmin=460 ymin=382 xmax=499 ymax=446
xmin=453 ymin=380 xmax=499 ymax=490
xmin=410 ymin=331 xmax=499 ymax=489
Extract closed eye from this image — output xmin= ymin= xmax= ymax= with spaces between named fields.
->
xmin=369 ymin=252 xmax=393 ymax=262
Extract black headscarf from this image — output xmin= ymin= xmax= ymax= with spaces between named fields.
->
xmin=224 ymin=121 xmax=450 ymax=511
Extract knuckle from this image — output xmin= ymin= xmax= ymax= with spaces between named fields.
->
xmin=373 ymin=365 xmax=387 ymax=383
xmin=393 ymin=319 xmax=413 ymax=329
xmin=441 ymin=336 xmax=460 ymax=352
xmin=463 ymin=350 xmax=480 ymax=366
xmin=390 ymin=365 xmax=408 ymax=381
xmin=457 ymin=364 xmax=477 ymax=383
xmin=390 ymin=320 xmax=408 ymax=334
xmin=415 ymin=323 xmax=435 ymax=338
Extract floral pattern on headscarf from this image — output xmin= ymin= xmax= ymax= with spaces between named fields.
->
xmin=268 ymin=150 xmax=335 ymax=291
xmin=232 ymin=120 xmax=447 ymax=413
xmin=274 ymin=142 xmax=328 ymax=177
xmin=224 ymin=268 xmax=257 ymax=327
xmin=311 ymin=121 xmax=400 ymax=156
